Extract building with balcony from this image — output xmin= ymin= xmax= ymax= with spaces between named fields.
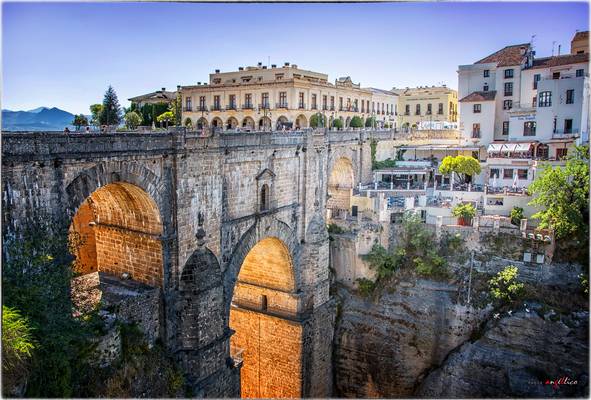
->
xmin=128 ymin=87 xmax=177 ymax=108
xmin=458 ymin=31 xmax=589 ymax=189
xmin=392 ymin=85 xmax=458 ymax=130
xmin=179 ymin=62 xmax=398 ymax=131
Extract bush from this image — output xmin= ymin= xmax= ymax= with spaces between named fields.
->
xmin=310 ymin=114 xmax=326 ymax=128
xmin=2 ymin=306 xmax=36 ymax=394
xmin=363 ymin=244 xmax=403 ymax=279
xmin=349 ymin=116 xmax=364 ymax=128
xmin=510 ymin=206 xmax=524 ymax=226
xmin=356 ymin=278 xmax=376 ymax=297
xmin=365 ymin=117 xmax=375 ymax=128
xmin=332 ymin=118 xmax=343 ymax=129
xmin=373 ymin=158 xmax=397 ymax=170
xmin=489 ymin=266 xmax=525 ymax=303
xmin=327 ymin=223 xmax=346 ymax=234
xmin=124 ymin=111 xmax=142 ymax=130
xmin=452 ymin=203 xmax=477 ymax=219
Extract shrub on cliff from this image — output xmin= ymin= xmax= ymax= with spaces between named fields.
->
xmin=2 ymin=306 xmax=36 ymax=395
xmin=489 ymin=266 xmax=524 ymax=304
xmin=355 ymin=278 xmax=376 ymax=297
xmin=510 ymin=206 xmax=524 ymax=226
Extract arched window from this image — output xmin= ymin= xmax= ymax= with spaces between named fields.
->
xmin=260 ymin=184 xmax=270 ymax=211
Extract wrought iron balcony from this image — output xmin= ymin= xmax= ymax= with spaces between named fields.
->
xmin=259 ymin=103 xmax=270 ymax=110
xmin=242 ymin=104 xmax=254 ymax=110
xmin=211 ymin=105 xmax=221 ymax=111
xmin=226 ymin=105 xmax=237 ymax=111
xmin=276 ymin=102 xmax=288 ymax=109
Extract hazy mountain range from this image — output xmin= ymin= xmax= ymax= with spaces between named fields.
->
xmin=2 ymin=107 xmax=79 ymax=131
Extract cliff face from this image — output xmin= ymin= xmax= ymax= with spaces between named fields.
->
xmin=417 ymin=308 xmax=589 ymax=398
xmin=333 ymin=280 xmax=589 ymax=398
xmin=333 ymin=280 xmax=491 ymax=397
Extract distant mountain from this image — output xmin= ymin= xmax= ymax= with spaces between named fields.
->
xmin=2 ymin=107 xmax=76 ymax=131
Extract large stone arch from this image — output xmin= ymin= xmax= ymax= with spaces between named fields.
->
xmin=327 ymin=156 xmax=356 ymax=213
xmin=224 ymin=216 xmax=300 ymax=313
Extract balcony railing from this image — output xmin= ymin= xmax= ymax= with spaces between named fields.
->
xmin=242 ymin=104 xmax=254 ymax=110
xmin=226 ymin=105 xmax=237 ymax=111
xmin=211 ymin=105 xmax=221 ymax=111
xmin=552 ymin=131 xmax=579 ymax=139
xmin=198 ymin=106 xmax=208 ymax=111
xmin=298 ymin=103 xmax=306 ymax=109
xmin=276 ymin=102 xmax=288 ymax=109
xmin=259 ymin=103 xmax=270 ymax=110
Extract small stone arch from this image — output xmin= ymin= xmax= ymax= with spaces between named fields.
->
xmin=197 ymin=117 xmax=208 ymax=129
xmin=327 ymin=156 xmax=356 ymax=213
xmin=295 ymin=114 xmax=308 ymax=129
xmin=242 ymin=116 xmax=255 ymax=130
xmin=276 ymin=115 xmax=289 ymax=130
xmin=211 ymin=117 xmax=223 ymax=128
xmin=258 ymin=116 xmax=271 ymax=130
xmin=226 ymin=117 xmax=238 ymax=130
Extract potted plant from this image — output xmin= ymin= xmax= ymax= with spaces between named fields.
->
xmin=452 ymin=203 xmax=477 ymax=226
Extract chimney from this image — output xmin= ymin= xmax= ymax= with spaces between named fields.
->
xmin=271 ymin=64 xmax=277 ymax=68
xmin=197 ymin=82 xmax=201 ymax=85
xmin=161 ymin=87 xmax=166 ymax=92
xmin=262 ymin=66 xmax=267 ymax=69
xmin=558 ymin=44 xmax=562 ymax=56
xmin=284 ymin=62 xmax=290 ymax=67
xmin=215 ymin=69 xmax=220 ymax=73
xmin=257 ymin=62 xmax=262 ymax=67
xmin=238 ymin=67 xmax=244 ymax=71
xmin=292 ymin=64 xmax=298 ymax=69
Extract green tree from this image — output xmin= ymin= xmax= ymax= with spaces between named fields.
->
xmin=184 ymin=117 xmax=193 ymax=129
xmin=310 ymin=114 xmax=326 ymax=128
xmin=489 ymin=266 xmax=524 ymax=304
xmin=98 ymin=85 xmax=122 ymax=126
xmin=528 ymin=145 xmax=589 ymax=240
xmin=157 ymin=111 xmax=174 ymax=128
xmin=124 ymin=111 xmax=142 ymax=130
xmin=89 ymin=104 xmax=103 ymax=127
xmin=332 ymin=118 xmax=343 ymax=129
xmin=350 ymin=116 xmax=364 ymax=128
xmin=439 ymin=155 xmax=481 ymax=184
xmin=171 ymin=91 xmax=182 ymax=126
xmin=510 ymin=206 xmax=524 ymax=226
xmin=365 ymin=116 xmax=375 ymax=128
xmin=72 ymin=114 xmax=88 ymax=130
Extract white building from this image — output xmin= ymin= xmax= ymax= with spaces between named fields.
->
xmin=458 ymin=31 xmax=589 ymax=189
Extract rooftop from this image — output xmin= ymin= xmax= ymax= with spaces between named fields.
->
xmin=128 ymin=89 xmax=176 ymax=102
xmin=572 ymin=30 xmax=589 ymax=42
xmin=459 ymin=90 xmax=497 ymax=102
xmin=475 ymin=43 xmax=530 ymax=67
xmin=531 ymin=53 xmax=589 ymax=69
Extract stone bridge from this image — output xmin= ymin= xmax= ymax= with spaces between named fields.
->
xmin=1 ymin=129 xmax=394 ymax=397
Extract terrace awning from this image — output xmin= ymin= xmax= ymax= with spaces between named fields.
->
xmin=487 ymin=142 xmax=534 ymax=153
xmin=487 ymin=143 xmax=504 ymax=152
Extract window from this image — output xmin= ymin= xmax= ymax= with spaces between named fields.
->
xmin=504 ymin=69 xmax=514 ymax=78
xmin=518 ymin=169 xmax=528 ymax=180
xmin=524 ymin=121 xmax=536 ymax=136
xmin=532 ymin=96 xmax=537 ymax=107
xmin=564 ymin=119 xmax=573 ymax=133
xmin=228 ymin=95 xmax=236 ymax=109
xmin=405 ymin=105 xmax=410 ymax=115
xmin=504 ymin=82 xmax=513 ymax=96
xmin=213 ymin=95 xmax=220 ymax=110
xmin=339 ymin=97 xmax=343 ymax=110
xmin=503 ymin=168 xmax=514 ymax=179
xmin=260 ymin=184 xmax=270 ymax=211
xmin=502 ymin=121 xmax=509 ymax=135
xmin=415 ymin=104 xmax=421 ymax=115
xmin=330 ymin=96 xmax=335 ymax=110
xmin=483 ymin=84 xmax=489 ymax=92
xmin=472 ymin=123 xmax=480 ymax=138
xmin=533 ymin=74 xmax=541 ymax=89
xmin=261 ymin=93 xmax=269 ymax=108
xmin=361 ymin=100 xmax=365 ymax=113
xmin=185 ymin=97 xmax=192 ymax=111
xmin=552 ymin=72 xmax=560 ymax=80
xmin=199 ymin=96 xmax=206 ymax=110
xmin=311 ymin=94 xmax=317 ymax=109
xmin=299 ymin=92 xmax=305 ymax=109
xmin=566 ymin=89 xmax=574 ymax=104
xmin=538 ymin=91 xmax=552 ymax=107
xmin=322 ymin=95 xmax=328 ymax=110
xmin=438 ymin=103 xmax=443 ymax=114
xmin=483 ymin=69 xmax=490 ymax=78
xmin=556 ymin=148 xmax=568 ymax=160
xmin=473 ymin=104 xmax=481 ymax=113
xmin=536 ymin=144 xmax=549 ymax=159
xmin=279 ymin=92 xmax=287 ymax=107
xmin=261 ymin=295 xmax=268 ymax=311
xmin=354 ymin=99 xmax=358 ymax=111
xmin=503 ymin=100 xmax=513 ymax=110
xmin=576 ymin=69 xmax=584 ymax=77
xmin=490 ymin=168 xmax=500 ymax=178
xmin=427 ymin=103 xmax=432 ymax=114
xmin=244 ymin=93 xmax=252 ymax=108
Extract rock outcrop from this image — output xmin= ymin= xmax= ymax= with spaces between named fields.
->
xmin=333 ymin=280 xmax=490 ymax=397
xmin=417 ymin=308 xmax=589 ymax=398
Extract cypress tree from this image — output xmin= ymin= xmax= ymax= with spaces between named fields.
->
xmin=99 ymin=85 xmax=122 ymax=126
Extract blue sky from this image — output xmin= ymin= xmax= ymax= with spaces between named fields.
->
xmin=2 ymin=1 xmax=588 ymax=114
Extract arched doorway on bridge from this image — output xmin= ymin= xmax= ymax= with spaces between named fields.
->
xmin=258 ymin=116 xmax=271 ymax=130
xmin=242 ymin=117 xmax=255 ymax=130
xmin=229 ymin=237 xmax=302 ymax=398
xmin=197 ymin=117 xmax=208 ymax=129
xmin=69 ymin=182 xmax=164 ymax=288
xmin=295 ymin=114 xmax=307 ymax=129
xmin=227 ymin=117 xmax=239 ymax=130
xmin=327 ymin=157 xmax=355 ymax=215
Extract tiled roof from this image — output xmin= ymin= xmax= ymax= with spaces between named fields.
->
xmin=459 ymin=91 xmax=497 ymax=103
xmin=128 ymin=90 xmax=176 ymax=102
xmin=531 ymin=53 xmax=589 ymax=69
xmin=475 ymin=43 xmax=530 ymax=67
xmin=573 ymin=31 xmax=589 ymax=41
